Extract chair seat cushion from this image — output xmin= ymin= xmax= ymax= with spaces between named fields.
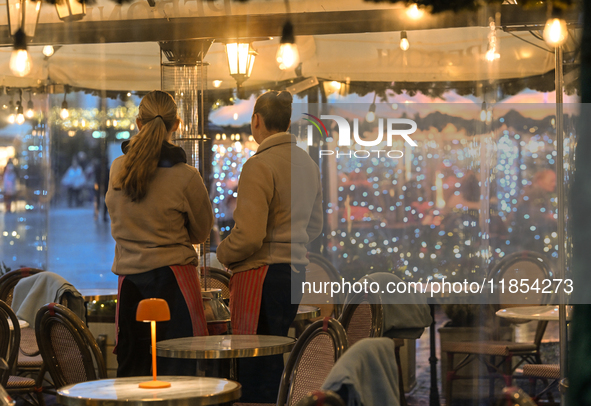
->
xmin=522 ymin=364 xmax=560 ymax=379
xmin=18 ymin=353 xmax=44 ymax=368
xmin=6 ymin=375 xmax=36 ymax=389
xmin=442 ymin=341 xmax=538 ymax=357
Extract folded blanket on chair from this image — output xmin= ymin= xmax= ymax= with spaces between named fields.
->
xmin=12 ymin=272 xmax=85 ymax=326
xmin=321 ymin=337 xmax=400 ymax=406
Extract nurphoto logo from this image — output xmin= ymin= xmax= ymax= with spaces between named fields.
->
xmin=303 ymin=113 xmax=418 ymax=158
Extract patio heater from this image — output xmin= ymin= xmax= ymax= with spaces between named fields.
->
xmin=160 ymin=39 xmax=214 ymax=288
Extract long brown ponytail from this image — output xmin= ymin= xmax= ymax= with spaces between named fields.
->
xmin=116 ymin=90 xmax=178 ymax=202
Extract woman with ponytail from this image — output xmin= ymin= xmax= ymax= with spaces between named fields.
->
xmin=106 ymin=90 xmax=213 ymax=377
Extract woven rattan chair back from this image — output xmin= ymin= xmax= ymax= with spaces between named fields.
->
xmin=201 ymin=267 xmax=231 ymax=300
xmin=277 ymin=318 xmax=348 ymax=406
xmin=293 ymin=390 xmax=346 ymax=406
xmin=35 ymin=303 xmax=107 ymax=388
xmin=488 ymin=251 xmax=553 ymax=307
xmin=0 ymin=268 xmax=44 ymax=307
xmin=302 ymin=254 xmax=343 ymax=320
xmin=0 ymin=300 xmax=20 ymax=386
xmin=338 ymin=291 xmax=383 ymax=347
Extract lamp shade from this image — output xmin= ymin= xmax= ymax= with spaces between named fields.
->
xmin=136 ymin=298 xmax=170 ymax=322
xmin=6 ymin=0 xmax=42 ymax=37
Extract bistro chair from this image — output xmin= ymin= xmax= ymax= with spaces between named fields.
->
xmin=0 ymin=269 xmax=45 ymax=381
xmin=277 ymin=317 xmax=348 ymax=406
xmin=293 ymin=390 xmax=345 ymax=406
xmin=522 ymin=363 xmax=560 ymax=403
xmin=0 ymin=300 xmax=44 ymax=406
xmin=339 ymin=290 xmax=410 ymax=406
xmin=293 ymin=254 xmax=343 ymax=338
xmin=35 ymin=303 xmax=107 ymax=389
xmin=201 ymin=267 xmax=231 ymax=300
xmin=442 ymin=251 xmax=553 ymax=405
xmin=338 ymin=291 xmax=383 ymax=347
xmin=0 ymin=268 xmax=44 ymax=307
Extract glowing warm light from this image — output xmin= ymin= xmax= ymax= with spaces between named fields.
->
xmin=485 ymin=48 xmax=500 ymax=62
xmin=213 ymin=80 xmax=222 ymax=88
xmin=480 ymin=109 xmax=487 ymax=122
xmin=405 ymin=4 xmax=424 ymax=20
xmin=400 ymin=31 xmax=409 ymax=51
xmin=42 ymin=45 xmax=54 ymax=57
xmin=276 ymin=43 xmax=299 ymax=70
xmin=10 ymin=49 xmax=31 ymax=77
xmin=366 ymin=111 xmax=376 ymax=123
xmin=233 ymin=113 xmax=238 ymax=121
xmin=60 ymin=107 xmax=69 ymax=120
xmin=16 ymin=113 xmax=25 ymax=125
xmin=543 ymin=18 xmax=568 ymax=47
xmin=8 ymin=114 xmax=15 ymax=124
xmin=26 ymin=109 xmax=34 ymax=119
xmin=331 ymin=81 xmax=342 ymax=90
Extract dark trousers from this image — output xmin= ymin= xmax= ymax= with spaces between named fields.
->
xmin=238 ymin=263 xmax=305 ymax=403
xmin=117 ymin=266 xmax=196 ymax=377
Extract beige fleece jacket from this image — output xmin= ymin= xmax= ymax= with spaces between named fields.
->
xmin=106 ymin=157 xmax=213 ymax=275
xmin=216 ymin=132 xmax=323 ymax=273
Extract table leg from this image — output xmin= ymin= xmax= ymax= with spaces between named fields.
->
xmin=429 ymin=303 xmax=441 ymax=406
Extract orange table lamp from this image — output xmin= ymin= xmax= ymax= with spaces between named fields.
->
xmin=136 ymin=298 xmax=171 ymax=389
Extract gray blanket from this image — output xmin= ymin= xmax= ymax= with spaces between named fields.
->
xmin=11 ymin=272 xmax=85 ymax=326
xmin=321 ymin=338 xmax=400 ymax=406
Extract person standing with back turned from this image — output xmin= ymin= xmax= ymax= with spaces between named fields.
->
xmin=217 ymin=90 xmax=323 ymax=402
xmin=106 ymin=90 xmax=213 ymax=377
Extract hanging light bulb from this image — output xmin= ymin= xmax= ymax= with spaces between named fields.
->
xmin=366 ymin=102 xmax=376 ymax=123
xmin=276 ymin=21 xmax=299 ymax=70
xmin=42 ymin=45 xmax=54 ymax=57
xmin=10 ymin=28 xmax=32 ymax=77
xmin=480 ymin=101 xmax=487 ymax=122
xmin=60 ymin=92 xmax=69 ymax=120
xmin=400 ymin=31 xmax=410 ymax=51
xmin=26 ymin=93 xmax=34 ymax=118
xmin=543 ymin=12 xmax=568 ymax=47
xmin=16 ymin=101 xmax=25 ymax=125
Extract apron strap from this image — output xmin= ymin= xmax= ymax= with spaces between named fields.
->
xmin=229 ymin=265 xmax=269 ymax=335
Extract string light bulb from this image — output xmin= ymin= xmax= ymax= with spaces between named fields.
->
xmin=543 ymin=13 xmax=568 ymax=47
xmin=42 ymin=45 xmax=54 ymax=57
xmin=26 ymin=94 xmax=34 ymax=118
xmin=10 ymin=28 xmax=32 ymax=77
xmin=276 ymin=21 xmax=299 ymax=70
xmin=16 ymin=101 xmax=25 ymax=125
xmin=60 ymin=92 xmax=69 ymax=120
xmin=400 ymin=31 xmax=410 ymax=51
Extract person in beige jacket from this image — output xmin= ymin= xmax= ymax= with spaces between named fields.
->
xmin=217 ymin=90 xmax=323 ymax=402
xmin=106 ymin=91 xmax=213 ymax=378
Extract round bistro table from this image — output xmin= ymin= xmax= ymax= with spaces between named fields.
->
xmin=57 ymin=376 xmax=241 ymax=406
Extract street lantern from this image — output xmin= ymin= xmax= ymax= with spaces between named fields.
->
xmin=6 ymin=0 xmax=42 ymax=37
xmin=225 ymin=42 xmax=257 ymax=88
xmin=55 ymin=0 xmax=86 ymax=22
